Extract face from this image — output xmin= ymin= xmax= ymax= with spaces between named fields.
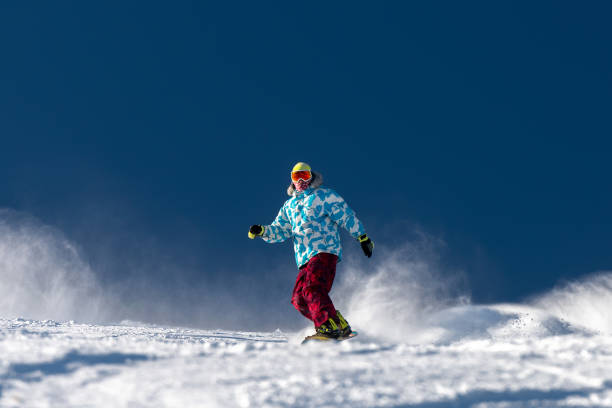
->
xmin=294 ymin=178 xmax=311 ymax=192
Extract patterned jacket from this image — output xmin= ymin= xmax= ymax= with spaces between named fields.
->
xmin=262 ymin=172 xmax=365 ymax=268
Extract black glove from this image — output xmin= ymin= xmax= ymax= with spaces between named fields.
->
xmin=358 ymin=234 xmax=374 ymax=258
xmin=248 ymin=225 xmax=265 ymax=239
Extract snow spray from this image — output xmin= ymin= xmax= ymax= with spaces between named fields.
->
xmin=336 ymin=233 xmax=612 ymax=343
xmin=336 ymin=233 xmax=469 ymax=343
xmin=532 ymin=272 xmax=612 ymax=334
xmin=0 ymin=209 xmax=108 ymax=322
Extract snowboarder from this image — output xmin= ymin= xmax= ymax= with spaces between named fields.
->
xmin=248 ymin=162 xmax=374 ymax=339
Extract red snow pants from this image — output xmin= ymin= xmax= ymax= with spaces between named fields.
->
xmin=291 ymin=252 xmax=338 ymax=327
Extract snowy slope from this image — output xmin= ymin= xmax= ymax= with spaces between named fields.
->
xmin=1 ymin=304 xmax=612 ymax=408
xmin=2 ymin=211 xmax=612 ymax=407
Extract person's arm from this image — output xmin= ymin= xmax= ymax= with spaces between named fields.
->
xmin=326 ymin=190 xmax=366 ymax=239
xmin=326 ymin=190 xmax=374 ymax=257
xmin=261 ymin=205 xmax=293 ymax=243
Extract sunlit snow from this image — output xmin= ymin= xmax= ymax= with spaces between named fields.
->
xmin=2 ymin=300 xmax=612 ymax=407
xmin=1 ymin=210 xmax=612 ymax=407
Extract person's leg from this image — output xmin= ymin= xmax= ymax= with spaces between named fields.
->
xmin=291 ymin=267 xmax=313 ymax=321
xmin=301 ymin=253 xmax=338 ymax=327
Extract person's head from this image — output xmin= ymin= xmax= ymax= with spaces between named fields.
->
xmin=291 ymin=162 xmax=312 ymax=192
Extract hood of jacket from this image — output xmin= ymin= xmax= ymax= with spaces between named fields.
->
xmin=287 ymin=171 xmax=323 ymax=196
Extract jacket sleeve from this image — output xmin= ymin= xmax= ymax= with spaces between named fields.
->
xmin=262 ymin=204 xmax=293 ymax=243
xmin=325 ymin=190 xmax=366 ymax=239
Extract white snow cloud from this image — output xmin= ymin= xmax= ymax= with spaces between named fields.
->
xmin=335 ymin=230 xmax=612 ymax=343
xmin=531 ymin=272 xmax=612 ymax=334
xmin=0 ymin=209 xmax=110 ymax=322
xmin=337 ymin=231 xmax=470 ymax=343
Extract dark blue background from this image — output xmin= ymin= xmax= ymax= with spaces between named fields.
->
xmin=0 ymin=2 xmax=610 ymax=327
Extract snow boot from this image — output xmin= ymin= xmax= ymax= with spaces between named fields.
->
xmin=315 ymin=318 xmax=341 ymax=339
xmin=335 ymin=310 xmax=352 ymax=337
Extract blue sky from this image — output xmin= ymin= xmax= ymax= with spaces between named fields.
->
xmin=0 ymin=2 xmax=610 ymax=327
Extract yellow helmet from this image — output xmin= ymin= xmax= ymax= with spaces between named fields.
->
xmin=291 ymin=162 xmax=311 ymax=173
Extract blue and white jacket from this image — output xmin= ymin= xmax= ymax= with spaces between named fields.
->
xmin=262 ymin=172 xmax=366 ymax=268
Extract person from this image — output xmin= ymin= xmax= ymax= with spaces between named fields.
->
xmin=248 ymin=162 xmax=374 ymax=338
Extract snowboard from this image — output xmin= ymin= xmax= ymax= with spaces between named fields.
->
xmin=301 ymin=331 xmax=358 ymax=344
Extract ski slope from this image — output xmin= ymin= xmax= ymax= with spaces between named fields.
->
xmin=1 ymin=210 xmax=612 ymax=406
xmin=1 ymin=304 xmax=612 ymax=408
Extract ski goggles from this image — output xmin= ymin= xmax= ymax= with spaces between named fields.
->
xmin=291 ymin=170 xmax=312 ymax=182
